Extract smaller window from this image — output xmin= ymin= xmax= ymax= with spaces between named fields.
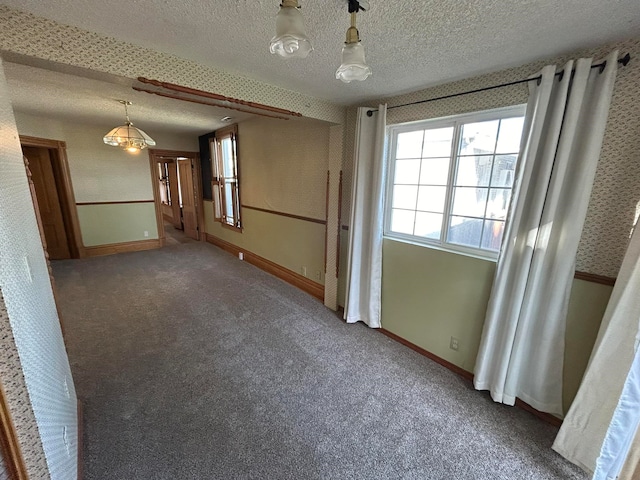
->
xmin=211 ymin=125 xmax=242 ymax=230
xmin=385 ymin=105 xmax=526 ymax=259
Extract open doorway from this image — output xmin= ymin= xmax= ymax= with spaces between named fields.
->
xmin=149 ymin=149 xmax=203 ymax=247
xmin=20 ymin=136 xmax=83 ymax=259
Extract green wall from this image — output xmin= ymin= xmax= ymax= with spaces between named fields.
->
xmin=349 ymin=238 xmax=613 ymax=413
xmin=204 ymin=201 xmax=326 ymax=285
xmin=381 ymin=239 xmax=495 ymax=372
xmin=77 ymin=203 xmax=159 ymax=246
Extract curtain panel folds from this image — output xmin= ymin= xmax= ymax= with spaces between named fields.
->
xmin=554 ymin=223 xmax=640 ymax=475
xmin=344 ymin=105 xmax=387 ymax=328
xmin=473 ymin=51 xmax=619 ymax=416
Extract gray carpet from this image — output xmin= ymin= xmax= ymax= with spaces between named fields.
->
xmin=53 ymin=242 xmax=587 ymax=479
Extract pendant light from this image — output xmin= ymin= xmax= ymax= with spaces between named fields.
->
xmin=336 ymin=0 xmax=371 ymax=83
xmin=269 ymin=0 xmax=313 ymax=58
xmin=103 ymin=100 xmax=156 ymax=153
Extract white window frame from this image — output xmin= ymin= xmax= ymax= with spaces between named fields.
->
xmin=383 ymin=104 xmax=527 ymax=261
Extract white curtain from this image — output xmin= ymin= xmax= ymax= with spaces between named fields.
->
xmin=553 ymin=224 xmax=640 ymax=475
xmin=474 ymin=51 xmax=619 ymax=416
xmin=344 ymin=105 xmax=387 ymax=328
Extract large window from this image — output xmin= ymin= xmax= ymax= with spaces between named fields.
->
xmin=385 ymin=105 xmax=526 ymax=258
xmin=210 ymin=124 xmax=242 ymax=230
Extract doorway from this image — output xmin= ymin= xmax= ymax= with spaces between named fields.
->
xmin=149 ymin=149 xmax=203 ymax=246
xmin=20 ymin=136 xmax=83 ymax=259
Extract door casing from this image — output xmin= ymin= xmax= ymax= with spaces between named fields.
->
xmin=149 ymin=149 xmax=203 ymax=245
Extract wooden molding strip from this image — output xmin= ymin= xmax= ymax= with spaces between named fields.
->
xmin=84 ymin=239 xmax=161 ymax=258
xmin=148 ymin=149 xmax=199 ymax=159
xmin=205 ymin=234 xmax=324 ymax=301
xmin=378 ymin=328 xmax=562 ymax=427
xmin=133 ymin=87 xmax=291 ymax=121
xmin=241 ymin=205 xmax=326 ymax=225
xmin=574 ymin=271 xmax=616 ymax=286
xmin=0 ymin=383 xmax=28 ymax=480
xmin=76 ymin=200 xmax=155 ymax=206
xmin=136 ymin=78 xmax=303 ymax=117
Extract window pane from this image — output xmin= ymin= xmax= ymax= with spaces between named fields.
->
xmin=414 ymin=212 xmax=442 ymax=240
xmin=447 ymin=216 xmax=483 ymax=248
xmin=452 ymin=187 xmax=488 ymax=217
xmin=391 ymin=209 xmax=415 ymax=234
xmin=419 ymin=157 xmax=450 ymax=185
xmin=422 ymin=127 xmax=454 ymax=158
xmin=460 ymin=120 xmax=499 ymax=156
xmin=224 ymin=183 xmax=234 ymax=220
xmin=392 ymin=185 xmax=418 ymax=210
xmin=221 ymin=137 xmax=234 ymax=176
xmin=491 ymin=154 xmax=518 ymax=187
xmin=394 ymin=159 xmax=421 ymax=185
xmin=212 ymin=184 xmax=222 ymax=219
xmin=486 ymin=188 xmax=511 ymax=220
xmin=455 ymin=155 xmax=493 ymax=187
xmin=417 ymin=186 xmax=446 ymax=213
xmin=496 ymin=117 xmax=525 ymax=153
xmin=481 ymin=220 xmax=505 ymax=251
xmin=396 ymin=131 xmax=424 ymax=159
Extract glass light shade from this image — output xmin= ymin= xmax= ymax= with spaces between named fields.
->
xmin=336 ymin=41 xmax=372 ymax=83
xmin=269 ymin=5 xmax=313 ymax=58
xmin=103 ymin=123 xmax=156 ymax=152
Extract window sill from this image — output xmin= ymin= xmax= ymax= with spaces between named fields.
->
xmin=383 ymin=234 xmax=498 ymax=263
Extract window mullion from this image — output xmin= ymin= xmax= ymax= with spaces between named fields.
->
xmin=442 ymin=123 xmax=462 ymax=247
xmin=411 ymin=130 xmax=426 ymax=236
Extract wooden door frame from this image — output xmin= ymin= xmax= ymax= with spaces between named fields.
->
xmin=0 ymin=383 xmax=28 ymax=480
xmin=19 ymin=136 xmax=84 ymax=259
xmin=148 ymin=149 xmax=203 ymax=244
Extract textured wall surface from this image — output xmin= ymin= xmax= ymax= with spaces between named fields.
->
xmin=0 ymin=59 xmax=76 ymax=479
xmin=0 ymin=290 xmax=50 ymax=479
xmin=373 ymin=37 xmax=640 ymax=278
xmin=239 ymin=117 xmax=330 ymax=220
xmin=0 ymin=452 xmax=8 ymax=480
xmin=0 ymin=6 xmax=345 ymax=124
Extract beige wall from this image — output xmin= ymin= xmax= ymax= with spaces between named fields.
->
xmin=238 ymin=116 xmax=330 ymax=220
xmin=77 ymin=203 xmax=159 ymax=246
xmin=204 ymin=116 xmax=332 ymax=285
xmin=14 ymin=112 xmax=197 ymax=245
xmin=205 ymin=202 xmax=326 ymax=284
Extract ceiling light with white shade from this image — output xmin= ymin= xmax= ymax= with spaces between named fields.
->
xmin=269 ymin=0 xmax=313 ymax=59
xmin=336 ymin=0 xmax=372 ymax=83
xmin=103 ymin=100 xmax=156 ymax=153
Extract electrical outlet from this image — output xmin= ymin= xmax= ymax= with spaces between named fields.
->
xmin=302 ymin=266 xmax=307 ymax=276
xmin=143 ymin=230 xmax=149 ymax=237
xmin=315 ymin=270 xmax=322 ymax=281
xmin=450 ymin=336 xmax=460 ymax=351
xmin=238 ymin=252 xmax=244 ymax=260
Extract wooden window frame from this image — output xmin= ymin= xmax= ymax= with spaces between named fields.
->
xmin=211 ymin=124 xmax=242 ymax=232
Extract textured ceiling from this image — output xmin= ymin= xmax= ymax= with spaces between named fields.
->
xmin=2 ymin=0 xmax=640 ymax=105
xmin=4 ymin=62 xmax=257 ymax=136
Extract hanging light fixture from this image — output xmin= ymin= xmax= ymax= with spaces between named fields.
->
xmin=103 ymin=100 xmax=156 ymax=153
xmin=336 ymin=0 xmax=372 ymax=83
xmin=269 ymin=0 xmax=313 ymax=58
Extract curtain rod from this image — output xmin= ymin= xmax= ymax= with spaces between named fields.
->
xmin=366 ymin=53 xmax=631 ymax=117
